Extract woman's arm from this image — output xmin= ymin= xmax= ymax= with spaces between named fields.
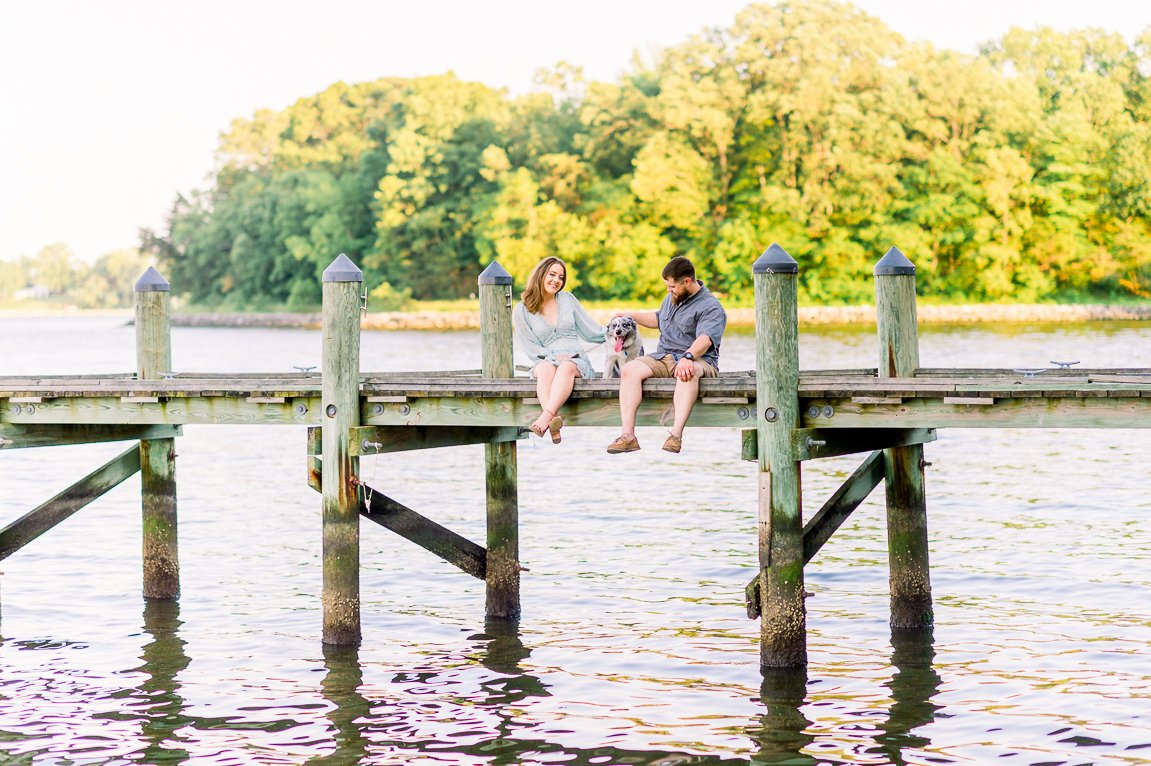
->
xmin=568 ymin=294 xmax=606 ymax=343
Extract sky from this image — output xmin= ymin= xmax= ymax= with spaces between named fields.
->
xmin=1 ymin=0 xmax=1147 ymax=265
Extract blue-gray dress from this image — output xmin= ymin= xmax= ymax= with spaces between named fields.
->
xmin=513 ymin=292 xmax=606 ymax=379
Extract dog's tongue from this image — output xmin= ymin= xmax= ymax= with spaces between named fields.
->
xmin=614 ymin=338 xmax=624 ymax=352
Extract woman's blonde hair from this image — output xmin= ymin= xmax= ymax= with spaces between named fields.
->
xmin=521 ymin=257 xmax=567 ymax=314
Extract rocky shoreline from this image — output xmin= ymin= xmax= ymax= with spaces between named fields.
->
xmin=162 ymin=303 xmax=1151 ymax=330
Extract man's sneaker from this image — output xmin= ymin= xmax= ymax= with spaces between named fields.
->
xmin=606 ymin=435 xmax=640 ymax=454
xmin=662 ymin=433 xmax=682 ymax=453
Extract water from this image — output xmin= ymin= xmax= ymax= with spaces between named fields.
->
xmin=1 ymin=315 xmax=1149 ymax=765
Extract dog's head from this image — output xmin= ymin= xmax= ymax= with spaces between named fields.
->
xmin=606 ymin=316 xmax=638 ymax=352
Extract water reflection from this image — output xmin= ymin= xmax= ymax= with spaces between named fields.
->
xmin=98 ymin=599 xmax=194 ymax=764
xmin=746 ymin=629 xmax=943 ymax=765
xmin=748 ymin=667 xmax=815 ymax=764
xmin=346 ymin=619 xmax=749 ymax=765
xmin=874 ymin=628 xmax=944 ymax=764
xmin=307 ymin=644 xmax=370 ymax=765
xmin=448 ymin=620 xmax=749 ymax=765
xmin=137 ymin=600 xmax=192 ymax=763
xmin=475 ymin=616 xmax=549 ymax=704
xmin=466 ymin=618 xmax=554 ymax=766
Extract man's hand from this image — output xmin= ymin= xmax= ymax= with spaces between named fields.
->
xmin=674 ymin=356 xmax=694 ymax=382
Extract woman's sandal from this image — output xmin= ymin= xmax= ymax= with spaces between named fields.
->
xmin=548 ymin=414 xmax=564 ymax=444
xmin=530 ymin=410 xmax=554 ymax=438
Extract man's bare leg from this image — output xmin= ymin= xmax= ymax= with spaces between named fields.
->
xmin=618 ymin=359 xmax=654 ymax=438
xmin=669 ymin=363 xmax=702 ymax=438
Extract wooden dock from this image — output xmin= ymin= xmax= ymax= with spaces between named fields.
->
xmin=4 ymin=247 xmax=1150 ymax=670
xmin=7 ymin=367 xmax=1151 ymax=430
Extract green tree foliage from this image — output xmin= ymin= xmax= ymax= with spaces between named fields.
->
xmin=71 ymin=248 xmax=151 ymax=308
xmin=0 ymin=259 xmax=26 ymax=300
xmin=150 ymin=0 xmax=1151 ymax=306
xmin=0 ymin=246 xmax=153 ymax=308
xmin=32 ymin=243 xmax=78 ymax=294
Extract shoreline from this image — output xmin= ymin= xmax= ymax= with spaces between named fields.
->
xmin=4 ymin=303 xmax=1151 ymax=329
xmin=146 ymin=303 xmax=1151 ymax=329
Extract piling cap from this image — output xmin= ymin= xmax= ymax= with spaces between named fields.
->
xmin=752 ymin=243 xmax=798 ymax=274
xmin=134 ymin=266 xmax=170 ymax=292
xmin=478 ymin=261 xmax=512 ymax=285
xmin=323 ymin=253 xmax=363 ymax=282
xmin=874 ymin=247 xmax=916 ymax=276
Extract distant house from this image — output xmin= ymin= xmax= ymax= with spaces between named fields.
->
xmin=15 ymin=284 xmax=51 ymax=300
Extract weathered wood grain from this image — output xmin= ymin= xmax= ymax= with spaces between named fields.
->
xmin=875 ymin=250 xmax=933 ymax=630
xmin=136 ymin=276 xmax=179 ymax=600
xmin=0 ymin=423 xmax=181 ymax=449
xmin=753 ymin=245 xmax=807 ymax=669
xmin=321 ymin=256 xmax=363 ymax=646
xmin=479 ymin=262 xmax=520 ymax=621
xmin=7 ymin=368 xmax=1151 ymax=433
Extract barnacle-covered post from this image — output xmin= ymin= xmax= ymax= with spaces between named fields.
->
xmin=322 ymin=253 xmax=363 ymax=645
xmin=753 ymin=244 xmax=806 ymax=668
xmin=479 ymin=261 xmax=520 ymax=620
xmin=135 ymin=267 xmax=179 ymax=599
xmin=874 ymin=247 xmax=933 ymax=628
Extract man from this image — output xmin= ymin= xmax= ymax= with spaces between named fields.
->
xmin=606 ymin=256 xmax=727 ymax=454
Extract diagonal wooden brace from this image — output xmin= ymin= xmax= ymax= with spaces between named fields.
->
xmin=0 ymin=444 xmax=141 ymax=561
xmin=307 ymin=460 xmax=486 ymax=580
xmin=745 ymin=450 xmax=886 ymax=618
xmin=359 ymin=485 xmax=487 ymax=580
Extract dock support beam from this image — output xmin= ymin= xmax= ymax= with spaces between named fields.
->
xmin=135 ymin=267 xmax=179 ymax=600
xmin=479 ymin=262 xmax=520 ymax=619
xmin=874 ymin=247 xmax=933 ymax=628
xmin=753 ymin=244 xmax=806 ymax=668
xmin=321 ymin=254 xmax=363 ymax=645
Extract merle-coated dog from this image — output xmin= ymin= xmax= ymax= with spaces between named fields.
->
xmin=603 ymin=316 xmax=643 ymax=378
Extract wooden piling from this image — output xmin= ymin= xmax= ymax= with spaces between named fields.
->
xmin=753 ymin=244 xmax=806 ymax=668
xmin=874 ymin=247 xmax=933 ymax=628
xmin=321 ymin=253 xmax=363 ymax=645
xmin=478 ymin=261 xmax=520 ymax=620
xmin=135 ymin=267 xmax=179 ymax=600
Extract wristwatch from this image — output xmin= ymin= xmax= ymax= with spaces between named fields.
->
xmin=682 ymin=351 xmax=695 ymax=361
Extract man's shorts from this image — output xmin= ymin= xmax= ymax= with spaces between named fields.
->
xmin=635 ymin=353 xmax=717 ymax=378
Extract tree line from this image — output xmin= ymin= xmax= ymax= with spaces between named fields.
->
xmin=142 ymin=0 xmax=1150 ymax=310
xmin=0 ymin=244 xmax=149 ymax=309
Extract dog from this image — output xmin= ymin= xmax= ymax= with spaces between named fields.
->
xmin=603 ymin=316 xmax=643 ymax=378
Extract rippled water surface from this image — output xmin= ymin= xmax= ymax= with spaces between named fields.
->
xmin=1 ymin=316 xmax=1149 ymax=765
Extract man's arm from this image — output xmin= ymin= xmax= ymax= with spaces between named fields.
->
xmin=673 ymin=335 xmax=712 ymax=381
xmin=616 ymin=310 xmax=660 ymax=330
xmin=683 ymin=335 xmax=713 ymax=358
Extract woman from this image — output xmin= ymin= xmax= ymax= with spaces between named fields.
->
xmin=512 ymin=256 xmax=605 ymax=443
